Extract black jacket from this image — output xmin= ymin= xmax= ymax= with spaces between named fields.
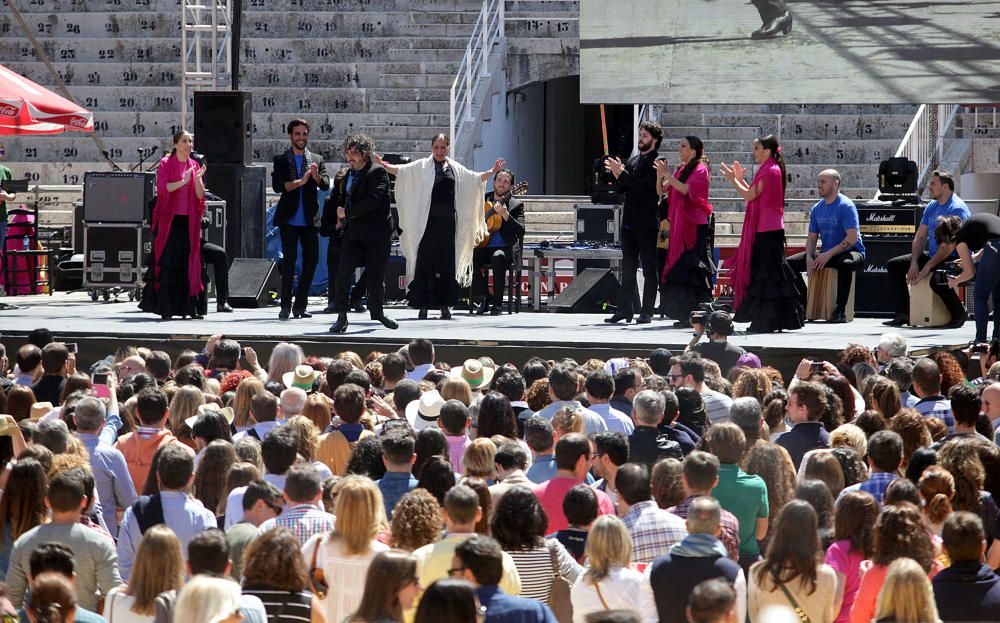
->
xmin=271 ymin=148 xmax=330 ymax=228
xmin=321 ymin=160 xmax=392 ymax=242
xmin=932 ymin=561 xmax=1000 ymax=622
xmin=615 ymin=150 xmax=660 ymax=231
xmin=484 ymin=191 xmax=526 ymax=249
xmin=628 ymin=425 xmax=682 ymax=470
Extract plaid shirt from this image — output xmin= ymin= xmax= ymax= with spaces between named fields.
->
xmin=621 ymin=500 xmax=687 ymax=563
xmin=840 ymin=471 xmax=898 ymax=506
xmin=257 ymin=503 xmax=335 ymax=546
xmin=668 ymin=495 xmax=741 ymax=562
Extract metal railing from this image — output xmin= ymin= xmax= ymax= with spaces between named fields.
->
xmin=892 ymin=104 xmax=960 ymax=194
xmin=449 ymin=0 xmax=506 ymax=153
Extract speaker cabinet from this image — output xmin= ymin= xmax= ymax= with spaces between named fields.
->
xmin=855 ymin=238 xmax=912 ymax=317
xmin=549 ymin=268 xmax=621 ymax=313
xmin=203 ymin=165 xmax=266 ymax=259
xmin=228 ymin=258 xmax=279 ymax=308
xmin=193 ymin=91 xmax=253 ymax=165
xmin=83 ymin=172 xmax=155 ymax=222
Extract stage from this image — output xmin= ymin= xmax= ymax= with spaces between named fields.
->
xmin=0 ymin=292 xmax=972 ymax=377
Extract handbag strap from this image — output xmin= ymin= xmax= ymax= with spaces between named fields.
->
xmin=594 ymin=581 xmax=611 ymax=611
xmin=776 ymin=580 xmax=811 ymax=623
xmin=546 ymin=539 xmax=560 ymax=578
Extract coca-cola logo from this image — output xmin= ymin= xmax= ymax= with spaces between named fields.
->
xmin=0 ymin=103 xmax=18 ymax=117
xmin=69 ymin=116 xmax=88 ymax=128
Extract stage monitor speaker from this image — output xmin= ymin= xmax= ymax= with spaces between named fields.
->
xmin=227 ymin=258 xmax=278 ymax=308
xmin=82 ymin=172 xmax=155 ymax=222
xmin=549 ymin=268 xmax=620 ymax=313
xmin=878 ymin=157 xmax=918 ymax=196
xmin=204 ymin=165 xmax=266 ymax=259
xmin=193 ymin=91 xmax=253 ymax=165
xmin=855 ymin=237 xmax=912 ymax=317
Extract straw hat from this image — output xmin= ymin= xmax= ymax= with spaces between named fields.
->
xmin=449 ymin=359 xmax=495 ymax=390
xmin=405 ymin=390 xmax=445 ymax=430
xmin=29 ymin=402 xmax=54 ymax=421
xmin=185 ymin=405 xmax=236 ymax=431
xmin=282 ymin=364 xmax=322 ymax=391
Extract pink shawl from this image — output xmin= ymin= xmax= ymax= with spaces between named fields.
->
xmin=662 ymin=162 xmax=712 ymax=282
xmin=731 ymin=157 xmax=783 ymax=310
xmin=152 ymin=155 xmax=204 ymax=296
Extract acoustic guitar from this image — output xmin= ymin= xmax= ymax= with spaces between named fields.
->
xmin=477 ymin=180 xmax=528 ymax=249
xmin=657 ymin=218 xmax=669 ymax=250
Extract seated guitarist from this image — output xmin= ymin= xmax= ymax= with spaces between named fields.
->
xmin=473 ymin=169 xmax=525 ymax=315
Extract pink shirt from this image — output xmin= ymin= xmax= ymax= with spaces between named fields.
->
xmin=825 ymin=539 xmax=864 ymax=623
xmin=753 ymin=160 xmax=785 ymax=232
xmin=532 ymin=476 xmax=615 ymax=533
xmin=446 ymin=434 xmax=471 ymax=474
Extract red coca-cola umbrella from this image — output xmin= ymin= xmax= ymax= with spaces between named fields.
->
xmin=0 ymin=63 xmax=93 ymax=135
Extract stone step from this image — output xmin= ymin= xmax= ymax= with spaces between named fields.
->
xmin=697 ymin=140 xmax=901 ymax=166
xmin=505 ymin=0 xmax=581 ymax=15
xmin=377 ymin=72 xmax=456 ymax=89
xmin=660 ymin=126 xmax=761 ymax=141
xmin=367 ymin=87 xmax=451 ymax=102
xmin=504 ymin=18 xmax=579 ymax=38
xmin=658 ymin=104 xmax=919 ymax=117
xmin=3 ymin=60 xmax=181 ymax=88
xmin=1 ymin=12 xmax=182 ymax=39
xmin=239 ymin=12 xmax=476 ymax=38
xmin=0 ymin=38 xmax=183 ymax=63
xmin=658 ymin=112 xmax=914 ymax=141
xmin=8 ymin=0 xmax=501 ymax=11
xmin=61 ymin=85 xmax=368 ymax=114
xmin=368 ymin=99 xmax=450 ymax=115
xmin=386 ymin=47 xmax=465 ymax=62
xmin=524 ymin=211 xmax=574 ymax=225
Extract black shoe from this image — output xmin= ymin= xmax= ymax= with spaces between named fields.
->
xmin=441 ymin=307 xmax=452 ymax=320
xmin=946 ymin=313 xmax=968 ymax=329
xmin=490 ymin=305 xmax=503 ymax=316
xmin=635 ymin=313 xmax=653 ymax=324
xmin=418 ymin=308 xmax=428 ymax=319
xmin=829 ymin=308 xmax=848 ymax=323
xmin=604 ymin=312 xmax=633 ymax=324
xmin=160 ymin=314 xmax=172 ymax=321
xmin=278 ymin=308 xmax=291 ymax=320
xmin=883 ymin=316 xmax=907 ymax=326
xmin=217 ymin=301 xmax=233 ymax=313
xmin=320 ymin=304 xmax=337 ymax=314
xmin=191 ymin=312 xmax=204 ymax=320
xmin=329 ymin=314 xmax=349 ymax=333
xmin=351 ymin=300 xmax=367 ymax=313
xmin=373 ymin=314 xmax=399 ymax=330
xmin=293 ymin=309 xmax=312 ymax=319
xmin=475 ymin=300 xmax=490 ymax=315
xmin=672 ymin=320 xmax=689 ymax=329
xmin=751 ymin=10 xmax=792 ymax=39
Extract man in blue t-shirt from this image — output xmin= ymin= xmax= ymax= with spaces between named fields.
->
xmin=884 ymin=169 xmax=970 ymax=327
xmin=787 ymin=169 xmax=866 ymax=323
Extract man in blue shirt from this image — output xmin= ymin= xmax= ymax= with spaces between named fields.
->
xmin=787 ymin=169 xmax=865 ymax=323
xmin=375 ymin=429 xmax=418 ymax=519
xmin=884 ymin=169 xmax=969 ymax=327
xmin=74 ymin=397 xmax=137 ymax=536
xmin=453 ymin=536 xmax=558 ymax=623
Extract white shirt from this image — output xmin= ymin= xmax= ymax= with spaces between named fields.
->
xmin=233 ymin=419 xmax=283 ymax=441
xmin=103 ymin=587 xmax=153 ymax=623
xmin=406 ymin=363 xmax=435 ymax=381
xmin=589 ymin=403 xmax=635 ymax=435
xmin=570 ymin=566 xmax=658 ymax=623
xmin=301 ymin=534 xmax=390 ymax=623
xmin=224 ymin=473 xmax=287 ymax=529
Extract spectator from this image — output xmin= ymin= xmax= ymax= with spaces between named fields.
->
xmin=412 ymin=485 xmax=520 ymax=596
xmin=349 ymin=550 xmax=420 ymax=623
xmin=30 ymin=343 xmax=71 ymax=406
xmin=628 ymin=391 xmax=682 ymax=470
xmin=316 ymin=384 xmax=373 ymax=476
xmin=415 ymin=456 xmax=456 ymax=505
xmin=490 ymin=487 xmax=580 ymax=602
xmin=825 ymin=491 xmax=878 ymax=623
xmin=381 ymin=353 xmax=407 ymax=393
xmin=676 ymin=387 xmax=711 ymax=438
xmin=405 ymin=339 xmax=435 ymax=382
xmin=800 ymin=451 xmax=846 ymax=499
xmin=172 ymin=576 xmax=244 ymax=623
xmin=550 ymin=485 xmax=598 ymax=563
xmin=937 ymin=437 xmax=999 ymax=543
xmin=489 ymin=442 xmax=532 ymax=509
xmin=226 ymin=480 xmax=283 ymax=579
xmin=671 ymin=357 xmax=732 ymax=425
xmin=655 ymin=390 xmax=699 ymax=455
xmin=241 ymin=528 xmax=320 ymax=623
xmin=302 ymin=476 xmax=391 ymax=623
xmin=224 ymin=426 xmax=299 ymax=529
xmin=453 ymin=536 xmax=558 ymax=623
xmin=492 ymin=371 xmax=532 ymax=437
xmin=651 ymin=458 xmax=687 ymax=510
xmin=6 ymin=470 xmax=122 ymax=612
xmin=12 ymin=344 xmax=42 ymax=386
xmin=390 ymin=489 xmax=443 ymax=553
xmin=192 ymin=439 xmax=237 ymax=514
xmin=116 ymin=444 xmax=216 ymax=580
xmin=932 ymin=511 xmax=1000 ymax=621
xmin=939 ymin=385 xmax=990 ymax=443
xmin=868 ymin=377 xmax=902 ymax=421
xmin=102 ymin=526 xmax=184 ymax=623
xmin=884 ymin=357 xmax=919 ymax=408
xmin=412 ymin=579 xmax=479 ymax=623
xmin=233 ymin=392 xmax=283 ymax=441
xmin=794 ymin=480 xmax=836 ymax=549
xmin=9 ymin=543 xmax=106 ymax=623
xmin=617 ymin=463 xmax=687 ymax=563
xmin=610 ymin=367 xmax=641 ymax=417
xmin=981 ymin=383 xmax=1000 ymax=444
xmin=167 ymin=386 xmax=203 ymax=445
xmin=687 ymin=578 xmax=739 ymax=623
xmin=917 ymin=465 xmax=955 ymax=536
xmin=476 ymin=392 xmax=518 ymax=441
xmin=886 ymin=410 xmax=932 ymax=466
xmin=591 ymin=432 xmax=628 ymax=511
xmin=731 ymin=371 xmax=772 ymax=409
xmin=747 ymin=501 xmax=840 ymax=623
xmin=536 ymin=365 xmax=607 ymax=435
xmin=531 ymin=434 xmax=614 ymax=533
xmin=690 ymin=312 xmax=746 ymax=375
xmin=667 ymin=451 xmax=740 ymax=562
xmin=649 ymin=497 xmax=746 ymax=623
xmin=73 ymin=397 xmax=137 ymax=536
xmin=255 ymin=463 xmax=335 ymax=545
xmin=775 ymin=382 xmax=830 ymax=469
xmin=584 ymin=370 xmax=633 ymax=435
xmin=24 ymin=573 xmax=77 ymax=623
xmin=838 ymin=430 xmax=903 ymax=506
xmin=874 ymin=558 xmax=941 ymax=623
xmin=438 ymin=400 xmax=471 ymax=474
xmin=568 ymin=516 xmax=656 ymax=622
xmin=524 ymin=417 xmax=557 ymax=484
xmin=728 ymin=397 xmax=765 ymax=451
xmin=377 ymin=430 xmax=419 ymax=519
xmin=912 ymin=359 xmax=954 ymax=431
xmin=0 ymin=459 xmax=48 ymax=577
xmin=114 ymin=388 xmax=185 ymax=492
xmin=703 ymin=424 xmax=768 ymax=572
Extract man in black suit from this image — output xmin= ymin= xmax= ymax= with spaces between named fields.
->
xmin=604 ymin=120 xmax=662 ymax=324
xmin=329 ymin=134 xmax=398 ymax=333
xmin=472 ymin=169 xmax=525 ymax=315
xmin=271 ymin=119 xmax=330 ymax=320
xmin=320 ymin=168 xmax=368 ymax=314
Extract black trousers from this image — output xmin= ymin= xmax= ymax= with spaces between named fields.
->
xmin=751 ymin=0 xmax=787 ymax=22
xmin=886 ymin=251 xmax=966 ymax=321
xmin=335 ymin=238 xmax=390 ymax=316
xmin=326 ymin=239 xmax=367 ymax=307
xmin=278 ymin=225 xmax=319 ymax=311
xmin=618 ymin=227 xmax=658 ymax=316
xmin=787 ymin=250 xmax=864 ymax=310
xmin=472 ymin=246 xmax=513 ymax=306
xmin=200 ymin=241 xmax=229 ymax=302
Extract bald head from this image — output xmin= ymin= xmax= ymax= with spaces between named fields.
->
xmin=982 ymin=383 xmax=1000 ymax=422
xmin=818 ymin=169 xmax=842 ymax=201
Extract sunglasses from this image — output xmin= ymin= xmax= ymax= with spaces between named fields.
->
xmin=265 ymin=501 xmax=283 ymax=516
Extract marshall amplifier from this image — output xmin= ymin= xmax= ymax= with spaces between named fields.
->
xmin=83 ymin=172 xmax=155 ymax=223
xmin=856 ymin=199 xmax=923 ymax=238
xmin=83 ymin=222 xmax=149 ymax=288
xmin=855 ymin=237 xmax=913 ymax=317
xmin=575 ymin=204 xmax=621 ymax=244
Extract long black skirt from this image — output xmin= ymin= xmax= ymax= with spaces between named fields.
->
xmin=733 ymin=229 xmax=804 ymax=333
xmin=408 ymin=204 xmax=459 ymax=309
xmin=139 ymin=216 xmax=204 ymax=317
xmin=661 ymin=224 xmax=716 ymax=321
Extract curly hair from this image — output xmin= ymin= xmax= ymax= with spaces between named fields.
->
xmin=219 ymin=369 xmax=253 ymax=395
xmin=242 ymin=527 xmax=308 ymax=591
xmin=743 ymin=443 xmax=796 ymax=540
xmin=762 ymin=388 xmax=789 ymax=435
xmin=938 ymin=437 xmax=987 ymax=512
xmin=854 ymin=409 xmax=886 ymax=439
xmin=525 ymin=378 xmax=551 ymax=413
xmin=918 ymin=465 xmax=955 ymax=526
xmin=491 ymin=486 xmax=548 ymax=550
xmin=345 ymin=436 xmax=387 ymax=481
xmin=341 ymin=133 xmax=375 ymax=160
xmin=390 ymin=488 xmax=443 ymax=552
xmin=831 ymin=447 xmax=868 ymax=488
xmin=872 ymin=502 xmax=935 ymax=572
xmin=364 ymin=361 xmax=384 ymax=390
xmin=886 ymin=409 xmax=932 ymax=466
xmin=929 ymin=352 xmax=965 ymax=396
xmin=732 ymin=369 xmax=772 ymax=405
xmin=284 ymin=415 xmax=320 ymax=462
xmin=841 ymin=343 xmax=877 ymax=370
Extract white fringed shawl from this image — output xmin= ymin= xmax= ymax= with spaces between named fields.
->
xmin=394 ymin=156 xmax=487 ymax=287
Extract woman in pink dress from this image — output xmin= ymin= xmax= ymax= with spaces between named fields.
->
xmin=721 ymin=134 xmax=804 ymax=333
xmin=825 ymin=490 xmax=878 ymax=623
xmin=654 ymin=135 xmax=715 ymax=326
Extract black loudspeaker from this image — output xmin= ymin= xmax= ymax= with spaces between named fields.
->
xmin=193 ymin=91 xmax=253 ymax=165
xmin=82 ymin=172 xmax=155 ymax=222
xmin=575 ymin=204 xmax=620 ymax=243
xmin=549 ymin=268 xmax=620 ymax=313
xmin=204 ymin=165 xmax=266 ymax=259
xmin=385 ymin=252 xmax=407 ymax=302
xmin=201 ymin=200 xmax=226 ymax=250
xmin=855 ymin=238 xmax=912 ymax=317
xmin=878 ymin=157 xmax=918 ymax=196
xmin=228 ymin=258 xmax=278 ymax=307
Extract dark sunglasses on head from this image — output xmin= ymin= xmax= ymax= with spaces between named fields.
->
xmin=265 ymin=501 xmax=283 ymax=515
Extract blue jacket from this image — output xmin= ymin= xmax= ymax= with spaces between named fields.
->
xmin=775 ymin=421 xmax=830 ymax=469
xmin=476 ymin=585 xmax=557 ymax=623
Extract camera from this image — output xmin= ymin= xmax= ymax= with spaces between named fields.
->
xmin=64 ymin=342 xmax=78 ymax=354
xmin=972 ymin=343 xmax=990 ymax=353
xmin=810 ymin=361 xmax=825 ymax=373
xmin=931 ymin=269 xmax=950 ymax=287
xmin=690 ymin=310 xmax=709 ymax=325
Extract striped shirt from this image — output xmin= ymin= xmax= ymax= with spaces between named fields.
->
xmin=256 ymin=503 xmax=335 ymax=546
xmin=506 ymin=540 xmax=582 ymax=602
xmin=241 ymin=588 xmax=312 ymax=623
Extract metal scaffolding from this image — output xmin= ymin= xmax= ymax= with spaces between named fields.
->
xmin=180 ymin=0 xmax=232 ymax=129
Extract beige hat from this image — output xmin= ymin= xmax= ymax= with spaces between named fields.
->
xmin=405 ymin=390 xmax=445 ymax=430
xmin=29 ymin=402 xmax=54 ymax=421
xmin=282 ymin=364 xmax=322 ymax=391
xmin=449 ymin=358 xmax=495 ymax=390
xmin=186 ymin=405 xmax=236 ymax=431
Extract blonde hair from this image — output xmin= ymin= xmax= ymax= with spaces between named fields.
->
xmin=301 ymin=394 xmax=333 ymax=432
xmin=552 ymin=406 xmax=585 ymax=436
xmin=333 ymin=476 xmax=387 ymax=555
xmin=440 ymin=378 xmax=473 ymax=406
xmin=335 ymin=351 xmax=364 ymax=370
xmin=461 ymin=438 xmax=497 ymax=479
xmin=829 ymin=423 xmax=868 ymax=458
xmin=127 ymin=525 xmax=185 ymax=615
xmin=232 ymin=377 xmax=265 ymax=429
xmin=285 ymin=415 xmax=321 ymax=461
xmin=169 ymin=385 xmax=205 ymax=437
xmin=874 ymin=558 xmax=941 ymax=623
xmin=583 ymin=515 xmax=632 ymax=583
xmin=174 ymin=576 xmax=243 ymax=623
